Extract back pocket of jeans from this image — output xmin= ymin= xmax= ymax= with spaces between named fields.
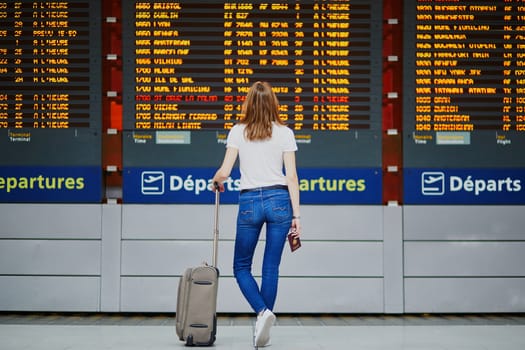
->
xmin=238 ymin=199 xmax=254 ymax=224
xmin=270 ymin=199 xmax=291 ymax=222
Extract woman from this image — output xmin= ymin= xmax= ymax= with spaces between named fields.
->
xmin=212 ymin=81 xmax=301 ymax=347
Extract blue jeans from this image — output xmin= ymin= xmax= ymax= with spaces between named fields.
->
xmin=233 ymin=188 xmax=292 ymax=313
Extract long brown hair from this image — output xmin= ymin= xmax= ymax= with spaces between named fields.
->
xmin=240 ymin=81 xmax=285 ymax=141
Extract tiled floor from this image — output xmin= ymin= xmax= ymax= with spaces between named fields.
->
xmin=1 ymin=313 xmax=524 ymax=349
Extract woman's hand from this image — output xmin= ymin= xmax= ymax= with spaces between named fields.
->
xmin=290 ymin=218 xmax=301 ymax=237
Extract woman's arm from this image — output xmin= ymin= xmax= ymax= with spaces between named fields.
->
xmin=283 ymin=151 xmax=301 ymax=235
xmin=212 ymin=147 xmax=238 ymax=188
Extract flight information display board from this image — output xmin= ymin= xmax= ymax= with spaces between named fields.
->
xmin=0 ymin=0 xmax=102 ymax=203
xmin=122 ymin=0 xmax=383 ymax=204
xmin=403 ymin=0 xmax=525 ymax=204
xmin=123 ymin=1 xmax=381 ymax=133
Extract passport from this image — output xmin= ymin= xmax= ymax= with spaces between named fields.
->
xmin=287 ymin=229 xmax=301 ymax=252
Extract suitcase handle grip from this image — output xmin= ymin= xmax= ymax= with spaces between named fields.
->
xmin=213 ymin=181 xmax=224 ymax=192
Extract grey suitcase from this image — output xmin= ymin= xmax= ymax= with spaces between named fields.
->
xmin=175 ymin=185 xmax=220 ymax=346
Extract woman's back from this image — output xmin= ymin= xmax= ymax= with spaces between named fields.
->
xmin=228 ymin=122 xmax=296 ymax=190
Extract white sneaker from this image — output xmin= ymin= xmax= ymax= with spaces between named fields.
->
xmin=254 ymin=309 xmax=276 ymax=347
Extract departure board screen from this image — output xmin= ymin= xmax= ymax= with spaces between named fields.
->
xmin=0 ymin=1 xmax=102 ymax=203
xmin=403 ymin=0 xmax=525 ymax=204
xmin=0 ymin=1 xmax=100 ymax=134
xmin=121 ymin=0 xmax=383 ymax=204
xmin=404 ymin=0 xmax=525 ymax=166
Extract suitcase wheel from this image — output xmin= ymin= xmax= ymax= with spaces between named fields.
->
xmin=185 ymin=334 xmax=194 ymax=346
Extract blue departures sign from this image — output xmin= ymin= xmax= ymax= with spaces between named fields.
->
xmin=404 ymin=168 xmax=525 ymax=204
xmin=123 ymin=167 xmax=382 ymax=204
xmin=0 ymin=166 xmax=102 ymax=203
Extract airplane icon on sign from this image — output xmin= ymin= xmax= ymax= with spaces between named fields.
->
xmin=141 ymin=171 xmax=165 ymax=195
xmin=421 ymin=172 xmax=445 ymax=195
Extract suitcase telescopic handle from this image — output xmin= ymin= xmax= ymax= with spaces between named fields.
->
xmin=212 ymin=182 xmax=221 ymax=267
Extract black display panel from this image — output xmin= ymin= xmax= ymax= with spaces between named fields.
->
xmin=403 ymin=0 xmax=525 ymax=204
xmin=403 ymin=0 xmax=525 ymax=168
xmin=122 ymin=0 xmax=383 ymax=169
xmin=0 ymin=1 xmax=102 ymax=203
xmin=0 ymin=0 xmax=101 ymax=165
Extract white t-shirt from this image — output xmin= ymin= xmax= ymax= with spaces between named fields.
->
xmin=226 ymin=122 xmax=298 ymax=190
